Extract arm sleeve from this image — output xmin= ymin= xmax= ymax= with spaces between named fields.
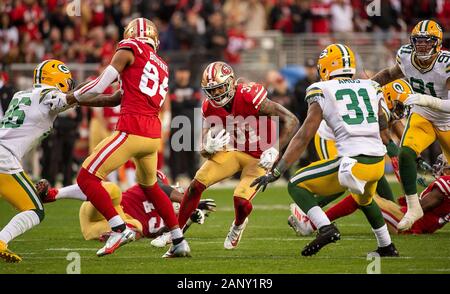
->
xmin=73 ymin=65 xmax=119 ymax=102
xmin=305 ymin=84 xmax=325 ymax=110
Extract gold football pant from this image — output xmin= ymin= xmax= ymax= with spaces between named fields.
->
xmin=314 ymin=133 xmax=338 ymax=160
xmin=0 ymin=172 xmax=44 ymax=219
xmin=195 ymin=151 xmax=266 ymax=200
xmin=79 ymin=182 xmax=142 ymax=240
xmin=82 ymin=131 xmax=160 ymax=186
xmin=401 ymin=113 xmax=450 ymax=159
xmin=289 ymin=156 xmax=385 ymax=206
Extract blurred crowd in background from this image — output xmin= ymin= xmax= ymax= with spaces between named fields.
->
xmin=0 ymin=0 xmax=446 ymax=186
xmin=1 ymin=0 xmax=450 ymax=65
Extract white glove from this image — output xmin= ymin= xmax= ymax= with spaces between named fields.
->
xmin=43 ymin=90 xmax=68 ymax=111
xmin=259 ymin=147 xmax=279 ymax=170
xmin=404 ymin=93 xmax=441 ymax=109
xmin=204 ymin=129 xmax=230 ymax=154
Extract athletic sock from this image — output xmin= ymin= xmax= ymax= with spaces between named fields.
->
xmin=109 ymin=215 xmax=126 ymax=232
xmin=372 ymin=224 xmax=391 ymax=247
xmin=171 ymin=228 xmax=184 ymax=245
xmin=376 ymin=175 xmax=395 ymax=202
xmin=141 ymin=183 xmax=179 ymax=229
xmin=178 ymin=180 xmax=206 ymax=228
xmin=56 ymin=184 xmax=87 ymax=201
xmin=359 ymin=200 xmax=386 ymax=229
xmin=77 ymin=168 xmax=120 ymax=221
xmin=325 ymin=195 xmax=359 ymax=222
xmin=288 ymin=183 xmax=318 ymax=213
xmin=233 ymin=197 xmax=252 ymax=226
xmin=405 ymin=193 xmax=421 ymax=211
xmin=399 ymin=146 xmax=418 ymax=195
xmin=0 ymin=211 xmax=40 ymax=244
xmin=306 ymin=206 xmax=331 ymax=230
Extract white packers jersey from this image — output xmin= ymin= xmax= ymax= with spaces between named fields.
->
xmin=396 ymin=44 xmax=450 ymax=130
xmin=0 ymin=84 xmax=58 ymax=164
xmin=306 ymin=79 xmax=386 ymax=157
xmin=317 ymin=120 xmax=335 ymax=141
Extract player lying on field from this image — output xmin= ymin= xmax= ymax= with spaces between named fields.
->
xmin=35 ymin=170 xmax=216 ymax=243
xmin=289 ymin=154 xmax=450 ymax=236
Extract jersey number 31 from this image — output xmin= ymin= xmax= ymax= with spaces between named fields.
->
xmin=335 ymin=88 xmax=377 ymax=125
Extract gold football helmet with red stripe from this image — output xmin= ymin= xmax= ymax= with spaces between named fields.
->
xmin=124 ymin=18 xmax=159 ymax=51
xmin=201 ymin=61 xmax=236 ymax=108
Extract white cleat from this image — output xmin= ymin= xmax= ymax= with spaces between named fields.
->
xmin=162 ymin=239 xmax=191 ymax=258
xmin=397 ymin=207 xmax=424 ymax=231
xmin=224 ymin=218 xmax=248 ymax=250
xmin=288 ymin=203 xmax=314 ymax=236
xmin=288 ymin=215 xmax=314 ymax=236
xmin=151 ymin=232 xmax=172 ymax=248
xmin=96 ymin=227 xmax=136 ymax=257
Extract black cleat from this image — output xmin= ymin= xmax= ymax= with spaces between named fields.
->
xmin=371 ymin=243 xmax=399 ymax=257
xmin=301 ymin=223 xmax=341 ymax=256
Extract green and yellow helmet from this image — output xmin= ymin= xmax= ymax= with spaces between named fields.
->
xmin=410 ymin=20 xmax=443 ymax=61
xmin=317 ymin=44 xmax=356 ymax=81
xmin=33 ymin=59 xmax=73 ymax=93
xmin=382 ymin=79 xmax=413 ymax=120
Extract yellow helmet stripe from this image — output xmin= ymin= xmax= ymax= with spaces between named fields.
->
xmin=336 ymin=44 xmax=350 ymax=68
xmin=34 ymin=60 xmax=50 ymax=84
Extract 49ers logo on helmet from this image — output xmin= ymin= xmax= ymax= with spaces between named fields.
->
xmin=222 ymin=64 xmax=232 ymax=75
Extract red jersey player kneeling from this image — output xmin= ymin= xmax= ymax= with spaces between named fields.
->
xmin=289 ymin=154 xmax=450 ymax=236
xmin=176 ymin=62 xmax=299 ymax=250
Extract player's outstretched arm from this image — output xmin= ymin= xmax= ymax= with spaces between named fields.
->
xmin=259 ymin=99 xmax=300 ymax=150
xmin=372 ymin=64 xmax=404 ymax=87
xmin=78 ymin=90 xmax=122 ymax=107
xmin=66 ymin=49 xmax=134 ymax=105
xmin=251 ymin=103 xmax=321 ymax=191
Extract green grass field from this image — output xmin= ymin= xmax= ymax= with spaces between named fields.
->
xmin=1 ymin=183 xmax=449 ymax=274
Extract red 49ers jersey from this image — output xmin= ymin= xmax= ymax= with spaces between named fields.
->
xmin=406 ymin=175 xmax=450 ymax=234
xmin=115 ymin=38 xmax=169 ymax=138
xmin=120 ymin=170 xmax=170 ymax=238
xmin=201 ymin=83 xmax=277 ymax=158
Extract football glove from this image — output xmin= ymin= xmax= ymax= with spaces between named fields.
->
xmin=417 ymin=157 xmax=433 ymax=173
xmin=43 ymin=90 xmax=69 ymax=111
xmin=259 ymin=147 xmax=279 ymax=170
xmin=204 ymin=129 xmax=230 ymax=154
xmin=250 ymin=171 xmax=280 ymax=192
xmin=197 ymin=198 xmax=217 ymax=215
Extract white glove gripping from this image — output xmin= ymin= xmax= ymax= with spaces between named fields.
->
xmin=338 ymin=157 xmax=366 ymax=195
xmin=74 ymin=65 xmax=119 ymax=102
xmin=43 ymin=90 xmax=69 ymax=112
xmin=259 ymin=147 xmax=279 ymax=170
xmin=203 ymin=129 xmax=230 ymax=154
xmin=405 ymin=93 xmax=450 ymax=113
